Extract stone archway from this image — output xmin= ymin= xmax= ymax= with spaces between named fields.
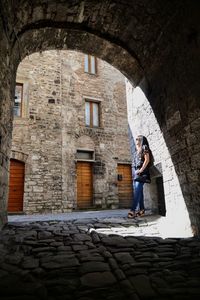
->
xmin=0 ymin=0 xmax=199 ymax=234
xmin=10 ymin=150 xmax=28 ymax=163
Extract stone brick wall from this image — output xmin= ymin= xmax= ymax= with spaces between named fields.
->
xmin=126 ymin=80 xmax=192 ymax=237
xmin=0 ymin=13 xmax=14 ymax=228
xmin=11 ymin=50 xmax=132 ymax=213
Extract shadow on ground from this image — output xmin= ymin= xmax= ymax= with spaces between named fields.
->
xmin=0 ymin=215 xmax=200 ymax=300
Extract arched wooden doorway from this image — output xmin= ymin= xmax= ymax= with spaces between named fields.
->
xmin=8 ymin=159 xmax=25 ymax=213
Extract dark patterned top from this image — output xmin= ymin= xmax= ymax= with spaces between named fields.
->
xmin=134 ymin=145 xmax=150 ymax=170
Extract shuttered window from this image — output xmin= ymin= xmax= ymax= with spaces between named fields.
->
xmin=84 ymin=55 xmax=97 ymax=74
xmin=14 ymin=83 xmax=23 ymax=117
xmin=85 ymin=100 xmax=100 ymax=128
xmin=93 ymin=103 xmax=99 ymax=127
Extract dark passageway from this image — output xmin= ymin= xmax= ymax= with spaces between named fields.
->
xmin=0 ymin=0 xmax=200 ymax=298
xmin=0 ymin=0 xmax=200 ymax=233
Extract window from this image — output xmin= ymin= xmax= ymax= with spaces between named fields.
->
xmin=14 ymin=83 xmax=23 ymax=117
xmin=84 ymin=55 xmax=97 ymax=74
xmin=85 ymin=100 xmax=100 ymax=127
xmin=76 ymin=150 xmax=94 ymax=161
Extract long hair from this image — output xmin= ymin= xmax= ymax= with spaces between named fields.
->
xmin=137 ymin=135 xmax=154 ymax=166
xmin=137 ymin=135 xmax=150 ymax=148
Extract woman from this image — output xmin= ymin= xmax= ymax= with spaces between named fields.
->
xmin=128 ymin=135 xmax=152 ymax=218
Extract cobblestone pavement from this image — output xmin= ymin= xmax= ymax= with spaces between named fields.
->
xmin=0 ymin=212 xmax=200 ymax=300
xmin=8 ymin=209 xmax=137 ymax=223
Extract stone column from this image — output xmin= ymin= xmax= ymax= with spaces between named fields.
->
xmin=145 ymin=2 xmax=200 ymax=235
xmin=0 ymin=23 xmax=14 ymax=228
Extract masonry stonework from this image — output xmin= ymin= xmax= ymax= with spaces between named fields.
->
xmin=126 ymin=81 xmax=192 ymax=237
xmin=11 ymin=50 xmax=132 ymax=214
xmin=0 ymin=0 xmax=199 ymax=235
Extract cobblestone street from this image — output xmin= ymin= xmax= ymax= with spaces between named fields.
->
xmin=0 ymin=211 xmax=199 ymax=300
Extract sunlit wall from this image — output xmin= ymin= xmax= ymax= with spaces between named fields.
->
xmin=126 ymin=80 xmax=193 ymax=238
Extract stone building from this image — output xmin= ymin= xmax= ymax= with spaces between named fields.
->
xmin=8 ymin=50 xmax=133 ymax=214
xmin=7 ymin=49 xmax=194 ymax=237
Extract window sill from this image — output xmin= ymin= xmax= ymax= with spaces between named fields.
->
xmin=84 ymin=72 xmax=98 ymax=76
xmin=13 ymin=116 xmax=29 ymax=121
xmin=85 ymin=126 xmax=104 ymax=130
xmin=75 ymin=159 xmax=95 ymax=162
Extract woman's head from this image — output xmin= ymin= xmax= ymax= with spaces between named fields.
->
xmin=135 ymin=135 xmax=143 ymax=148
xmin=135 ymin=135 xmax=153 ymax=165
xmin=135 ymin=135 xmax=150 ymax=149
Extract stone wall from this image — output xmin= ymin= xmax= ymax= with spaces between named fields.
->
xmin=143 ymin=2 xmax=200 ymax=235
xmin=0 ymin=0 xmax=199 ymax=235
xmin=126 ymin=81 xmax=192 ymax=237
xmin=11 ymin=50 xmax=132 ymax=213
xmin=0 ymin=12 xmax=14 ymax=228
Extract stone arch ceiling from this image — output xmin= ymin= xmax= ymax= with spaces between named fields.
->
xmin=0 ymin=0 xmax=182 ymax=81
xmin=0 ymin=0 xmax=200 ymax=233
xmin=12 ymin=28 xmax=143 ymax=85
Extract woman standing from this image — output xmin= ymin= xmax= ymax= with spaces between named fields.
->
xmin=128 ymin=135 xmax=152 ymax=218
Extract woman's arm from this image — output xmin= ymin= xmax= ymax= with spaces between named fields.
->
xmin=138 ymin=152 xmax=150 ymax=174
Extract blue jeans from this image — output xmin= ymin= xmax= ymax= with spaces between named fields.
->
xmin=131 ymin=181 xmax=145 ymax=211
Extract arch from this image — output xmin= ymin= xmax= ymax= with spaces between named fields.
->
xmin=11 ymin=27 xmax=144 ymax=87
xmin=10 ymin=150 xmax=28 ymax=163
xmin=75 ymin=128 xmax=101 ymax=144
xmin=76 ymin=135 xmax=95 ymax=151
xmin=0 ymin=0 xmax=199 ymax=234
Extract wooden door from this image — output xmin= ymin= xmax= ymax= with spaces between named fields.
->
xmin=117 ymin=164 xmax=133 ymax=208
xmin=77 ymin=161 xmax=93 ymax=209
xmin=8 ymin=159 xmax=25 ymax=212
